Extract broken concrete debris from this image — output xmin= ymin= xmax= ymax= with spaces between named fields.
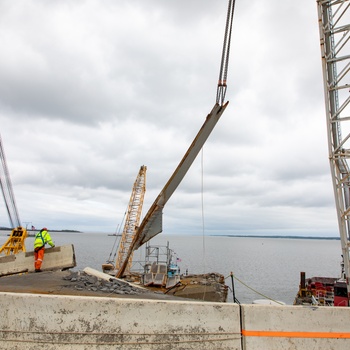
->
xmin=62 ymin=271 xmax=147 ymax=296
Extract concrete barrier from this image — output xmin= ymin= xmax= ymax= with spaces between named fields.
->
xmin=0 ymin=245 xmax=76 ymax=276
xmin=2 ymin=291 xmax=350 ymax=349
xmin=241 ymin=304 xmax=350 ymax=350
xmin=0 ymin=292 xmax=242 ymax=350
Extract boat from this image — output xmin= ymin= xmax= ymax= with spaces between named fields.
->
xmin=101 ymin=165 xmax=229 ymax=302
xmin=294 ymin=254 xmax=348 ymax=307
xmin=104 ymin=241 xmax=228 ymax=302
xmin=294 ymin=264 xmax=349 ymax=307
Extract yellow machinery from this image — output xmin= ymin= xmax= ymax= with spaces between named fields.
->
xmin=0 ymin=226 xmax=27 ymax=255
xmin=103 ymin=165 xmax=147 ymax=276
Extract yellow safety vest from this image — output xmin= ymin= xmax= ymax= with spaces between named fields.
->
xmin=34 ymin=230 xmax=55 ymax=249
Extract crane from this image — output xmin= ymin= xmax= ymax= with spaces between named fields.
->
xmin=116 ymin=0 xmax=236 ymax=278
xmin=317 ymin=0 xmax=350 ymax=305
xmin=103 ymin=165 xmax=147 ymax=275
xmin=0 ymin=134 xmax=27 ymax=255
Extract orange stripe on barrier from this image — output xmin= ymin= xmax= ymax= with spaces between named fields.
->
xmin=242 ymin=330 xmax=350 ymax=339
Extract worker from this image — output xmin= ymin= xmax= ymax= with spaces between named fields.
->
xmin=34 ymin=227 xmax=55 ymax=272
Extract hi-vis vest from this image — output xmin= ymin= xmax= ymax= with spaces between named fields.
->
xmin=34 ymin=230 xmax=54 ymax=249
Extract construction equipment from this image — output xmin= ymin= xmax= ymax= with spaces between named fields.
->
xmin=0 ymin=226 xmax=27 ymax=255
xmin=317 ymin=0 xmax=350 ymax=306
xmin=103 ymin=165 xmax=147 ymax=275
xmin=116 ymin=0 xmax=236 ymax=278
xmin=0 ymin=134 xmax=27 ymax=255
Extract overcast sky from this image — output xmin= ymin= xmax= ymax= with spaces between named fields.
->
xmin=0 ymin=0 xmax=338 ymax=237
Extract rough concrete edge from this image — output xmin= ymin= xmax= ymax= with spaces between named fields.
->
xmin=0 ymin=290 xmax=239 ymax=307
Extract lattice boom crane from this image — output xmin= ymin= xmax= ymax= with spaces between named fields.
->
xmin=317 ymin=0 xmax=350 ymax=305
xmin=103 ymin=165 xmax=147 ymax=276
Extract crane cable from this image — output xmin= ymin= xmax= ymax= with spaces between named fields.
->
xmin=198 ymin=0 xmax=236 ymax=300
xmin=0 ymin=134 xmax=21 ymax=228
xmin=106 ymin=211 xmax=127 ymax=263
xmin=216 ymin=0 xmax=236 ymax=106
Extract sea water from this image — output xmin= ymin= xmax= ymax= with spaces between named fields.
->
xmin=0 ymin=231 xmax=342 ymax=305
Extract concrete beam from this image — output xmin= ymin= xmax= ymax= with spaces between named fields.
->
xmin=0 ymin=244 xmax=76 ymax=276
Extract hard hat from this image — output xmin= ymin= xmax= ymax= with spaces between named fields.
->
xmin=42 ymin=227 xmax=48 ymax=231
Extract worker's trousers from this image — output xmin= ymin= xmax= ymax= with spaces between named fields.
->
xmin=34 ymin=247 xmax=45 ymax=270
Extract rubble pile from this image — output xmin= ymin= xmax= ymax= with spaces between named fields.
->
xmin=62 ymin=271 xmax=147 ymax=296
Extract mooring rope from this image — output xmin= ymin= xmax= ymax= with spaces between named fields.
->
xmin=227 ymin=272 xmax=285 ymax=305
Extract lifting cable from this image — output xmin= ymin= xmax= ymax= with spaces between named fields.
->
xmin=106 ymin=211 xmax=127 ymax=263
xmin=199 ymin=0 xmax=236 ymax=293
xmin=0 ymin=134 xmax=21 ymax=228
xmin=216 ymin=0 xmax=236 ymax=106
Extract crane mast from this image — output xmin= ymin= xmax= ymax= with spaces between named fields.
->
xmin=114 ymin=165 xmax=146 ymax=275
xmin=317 ymin=0 xmax=350 ymax=304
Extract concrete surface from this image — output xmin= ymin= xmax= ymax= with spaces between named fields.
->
xmin=0 ymin=270 xmax=189 ymax=300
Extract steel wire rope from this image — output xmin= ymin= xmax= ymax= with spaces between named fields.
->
xmin=225 ymin=272 xmax=285 ymax=305
xmin=222 ymin=0 xmax=234 ymax=84
xmin=106 ymin=210 xmax=127 ymax=263
xmin=216 ymin=0 xmax=236 ymax=105
xmin=0 ymin=135 xmax=21 ymax=226
xmin=200 ymin=148 xmax=208 ymax=301
xmin=0 ymin=136 xmax=19 ymax=227
xmin=0 ymin=173 xmax=14 ymax=228
xmin=198 ymin=0 xmax=236 ymax=301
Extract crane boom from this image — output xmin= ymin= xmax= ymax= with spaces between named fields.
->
xmin=317 ymin=0 xmax=350 ymax=305
xmin=114 ymin=165 xmax=147 ymax=274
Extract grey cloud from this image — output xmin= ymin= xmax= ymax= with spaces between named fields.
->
xmin=0 ymin=0 xmax=339 ymax=237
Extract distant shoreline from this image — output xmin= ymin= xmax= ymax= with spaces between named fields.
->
xmin=0 ymin=228 xmax=339 ymax=239
xmin=216 ymin=235 xmax=340 ymax=240
xmin=0 ymin=227 xmax=81 ymax=233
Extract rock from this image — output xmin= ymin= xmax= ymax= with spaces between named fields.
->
xmin=63 ymin=270 xmax=147 ymax=296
